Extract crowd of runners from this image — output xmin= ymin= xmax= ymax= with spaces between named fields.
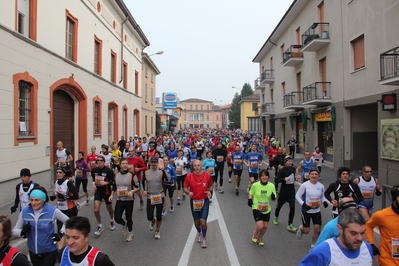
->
xmin=2 ymin=129 xmax=399 ymax=265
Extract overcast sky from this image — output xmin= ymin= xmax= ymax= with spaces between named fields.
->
xmin=126 ymin=0 xmax=293 ymax=106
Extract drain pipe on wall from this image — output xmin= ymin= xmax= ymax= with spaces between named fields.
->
xmin=119 ymin=16 xmax=129 ymax=84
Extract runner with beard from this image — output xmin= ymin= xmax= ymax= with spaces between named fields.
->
xmin=300 ymin=209 xmax=373 ymax=266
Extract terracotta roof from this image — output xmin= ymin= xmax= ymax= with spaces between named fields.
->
xmin=221 ymin=104 xmax=232 ymax=109
xmin=241 ymin=93 xmax=260 ymax=100
xmin=180 ymin=98 xmax=213 ymax=103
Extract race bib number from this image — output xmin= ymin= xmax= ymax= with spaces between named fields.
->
xmin=257 ymin=201 xmax=269 ymax=211
xmin=117 ymin=186 xmax=128 ymax=197
xmin=150 ymin=193 xmax=162 ymax=205
xmin=193 ymin=199 xmax=205 ymax=211
xmin=362 ymin=189 xmax=374 ymax=199
xmin=304 ymin=172 xmax=309 ymax=180
xmin=105 ymin=163 xmax=111 ymax=168
xmin=227 ymin=153 xmax=232 ymax=159
xmin=75 ymin=170 xmax=83 ymax=177
xmin=170 ymin=159 xmax=175 ymax=164
xmin=286 ymin=173 xmax=295 ymax=184
xmin=57 ymin=201 xmax=68 ymax=210
xmin=392 ymin=238 xmax=399 ymax=258
xmin=58 ymin=160 xmax=66 ymax=166
xmin=90 ymin=161 xmax=97 ymax=168
xmin=176 ymin=166 xmax=183 ymax=175
xmin=234 ymin=160 xmax=242 ymax=165
xmin=308 ymin=198 xmax=320 ymax=208
xmin=216 ymin=156 xmax=223 ymax=162
xmin=250 ymin=162 xmax=258 ymax=168
xmin=128 ymin=164 xmax=134 ymax=171
xmin=207 ymin=167 xmax=214 ymax=174
xmin=95 ymin=175 xmax=105 ymax=185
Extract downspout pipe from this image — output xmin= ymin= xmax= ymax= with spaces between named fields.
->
xmin=120 ymin=16 xmax=129 ymax=84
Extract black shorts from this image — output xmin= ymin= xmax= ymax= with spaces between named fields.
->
xmin=252 ymin=210 xmax=271 ymax=222
xmin=94 ymin=192 xmax=112 ymax=205
xmin=233 ymin=169 xmax=243 ymax=176
xmin=227 ymin=162 xmax=233 ymax=168
xmin=301 ymin=211 xmax=322 ymax=227
xmin=249 ymin=172 xmax=259 ymax=180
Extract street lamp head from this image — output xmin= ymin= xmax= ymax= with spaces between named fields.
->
xmin=149 ymin=51 xmax=164 ymax=56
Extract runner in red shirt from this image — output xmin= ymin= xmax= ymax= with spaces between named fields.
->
xmin=126 ymin=146 xmax=146 ymax=210
xmin=183 ymin=160 xmax=213 ymax=248
xmin=87 ymin=146 xmax=99 ymax=172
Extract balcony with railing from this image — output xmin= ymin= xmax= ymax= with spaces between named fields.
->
xmin=282 ymin=45 xmax=304 ymax=67
xmin=254 ymin=69 xmax=274 ymax=89
xmin=380 ymin=46 xmax=399 ymax=85
xmin=261 ymin=102 xmax=275 ymax=115
xmin=301 ymin=23 xmax=330 ymax=52
xmin=302 ymin=82 xmax=332 ymax=106
xmin=283 ymin=91 xmax=304 ymax=110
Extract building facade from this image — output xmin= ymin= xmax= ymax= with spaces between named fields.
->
xmin=253 ymin=0 xmax=399 ymax=184
xmin=239 ymin=94 xmax=260 ymax=132
xmin=141 ymin=53 xmax=160 ymax=137
xmin=0 ymin=0 xmax=150 ymax=204
xmin=180 ymin=99 xmax=222 ymax=129
xmin=221 ymin=104 xmax=232 ymax=129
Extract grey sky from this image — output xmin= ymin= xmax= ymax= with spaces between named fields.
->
xmin=127 ymin=0 xmax=293 ymax=106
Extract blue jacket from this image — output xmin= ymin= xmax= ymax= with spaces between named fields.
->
xmin=22 ymin=203 xmax=58 ymax=254
xmin=202 ymin=158 xmax=217 ymax=176
xmin=164 ymin=164 xmax=177 ymax=185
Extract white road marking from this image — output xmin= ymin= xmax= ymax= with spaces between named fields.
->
xmin=178 ymin=193 xmax=240 ymax=266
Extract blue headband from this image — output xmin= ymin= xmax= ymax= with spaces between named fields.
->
xmin=30 ymin=189 xmax=46 ymax=202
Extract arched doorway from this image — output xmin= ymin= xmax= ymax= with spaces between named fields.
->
xmin=49 ymin=77 xmax=87 ymax=172
xmin=53 ymin=90 xmax=75 ymax=177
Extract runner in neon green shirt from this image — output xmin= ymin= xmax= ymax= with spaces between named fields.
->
xmin=248 ymin=169 xmax=276 ymax=246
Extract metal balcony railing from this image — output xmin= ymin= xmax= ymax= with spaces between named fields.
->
xmin=282 ymin=45 xmax=303 ymax=64
xmin=261 ymin=69 xmax=274 ymax=80
xmin=302 ymin=82 xmax=331 ymax=102
xmin=254 ymin=107 xmax=260 ymax=116
xmin=261 ymin=103 xmax=275 ymax=114
xmin=380 ymin=46 xmax=399 ymax=80
xmin=283 ymin=91 xmax=303 ymax=107
xmin=302 ymin=22 xmax=330 ymax=47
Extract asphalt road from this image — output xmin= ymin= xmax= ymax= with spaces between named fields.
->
xmin=6 ymin=156 xmax=383 ymax=266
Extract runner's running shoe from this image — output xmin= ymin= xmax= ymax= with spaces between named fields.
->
xmin=140 ymin=200 xmax=144 ymax=210
xmin=162 ymin=209 xmax=167 ymax=216
xmin=297 ymin=225 xmax=303 ymax=239
xmin=177 ymin=198 xmax=181 ymax=205
xmin=287 ymin=224 xmax=297 ymax=232
xmin=273 ymin=217 xmax=279 ymax=225
xmin=170 ymin=205 xmax=174 ymax=212
xmin=110 ymin=221 xmax=116 ymax=231
xmin=197 ymin=233 xmax=202 ymax=243
xmin=94 ymin=226 xmax=104 ymax=236
xmin=150 ymin=218 xmax=156 ymax=231
xmin=155 ymin=231 xmax=161 ymax=239
xmin=86 ymin=198 xmax=90 ymax=206
xmin=122 ymin=225 xmax=127 ymax=235
xmin=126 ymin=232 xmax=134 ymax=242
xmin=219 ymin=188 xmax=224 ymax=194
xmin=252 ymin=233 xmax=258 ymax=243
xmin=201 ymin=237 xmax=207 ymax=248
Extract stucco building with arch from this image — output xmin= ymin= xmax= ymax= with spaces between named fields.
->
xmin=0 ymin=0 xmax=151 ymax=205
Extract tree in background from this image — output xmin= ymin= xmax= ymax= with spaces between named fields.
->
xmin=241 ymin=83 xmax=254 ymax=98
xmin=228 ymin=83 xmax=254 ymax=129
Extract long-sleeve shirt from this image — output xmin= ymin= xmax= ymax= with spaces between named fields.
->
xmin=324 ymin=180 xmax=363 ymax=204
xmin=366 ymin=206 xmax=399 ymax=266
xmin=275 ymin=166 xmax=296 ymax=193
xmin=75 ymin=159 xmax=90 ymax=179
